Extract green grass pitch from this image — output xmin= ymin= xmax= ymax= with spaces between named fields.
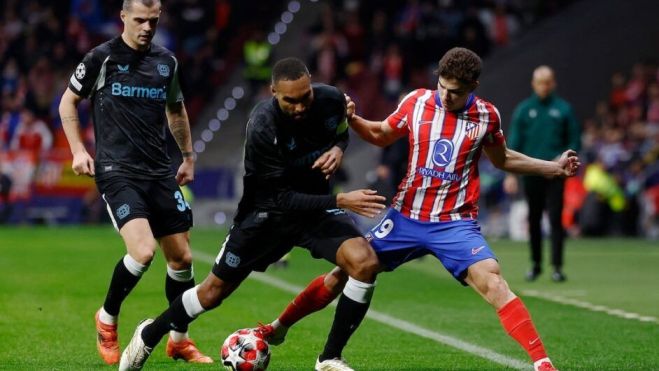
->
xmin=0 ymin=226 xmax=657 ymax=370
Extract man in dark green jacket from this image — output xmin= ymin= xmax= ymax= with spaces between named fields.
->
xmin=504 ymin=65 xmax=581 ymax=282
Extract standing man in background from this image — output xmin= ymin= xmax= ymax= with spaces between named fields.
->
xmin=504 ymin=65 xmax=581 ymax=282
xmin=58 ymin=0 xmax=212 ymax=365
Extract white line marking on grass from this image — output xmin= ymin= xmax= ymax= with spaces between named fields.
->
xmin=192 ymin=250 xmax=530 ymax=370
xmin=522 ymin=290 xmax=658 ymax=324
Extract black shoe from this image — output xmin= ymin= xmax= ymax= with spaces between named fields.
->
xmin=551 ymin=271 xmax=566 ymax=282
xmin=525 ymin=267 xmax=542 ymax=282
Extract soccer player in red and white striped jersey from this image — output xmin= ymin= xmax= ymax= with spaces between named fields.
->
xmin=385 ymin=83 xmax=504 ymax=222
xmin=260 ymin=48 xmax=579 ymax=371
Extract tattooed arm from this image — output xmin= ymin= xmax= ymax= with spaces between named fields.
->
xmin=59 ymin=88 xmax=95 ymax=176
xmin=166 ymin=101 xmax=194 ymax=185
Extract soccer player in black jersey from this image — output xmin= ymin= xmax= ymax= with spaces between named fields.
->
xmin=119 ymin=57 xmax=386 ymax=370
xmin=58 ymin=0 xmax=211 ymax=366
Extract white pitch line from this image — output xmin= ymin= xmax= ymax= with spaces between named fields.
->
xmin=193 ymin=250 xmax=530 ymax=370
xmin=402 ymin=259 xmax=658 ymax=325
xmin=522 ymin=290 xmax=658 ymax=324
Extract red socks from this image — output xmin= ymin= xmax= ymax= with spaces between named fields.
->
xmin=497 ymin=297 xmax=547 ymax=362
xmin=279 ymin=274 xmax=338 ymax=327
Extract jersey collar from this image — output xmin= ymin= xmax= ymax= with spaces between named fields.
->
xmin=434 ymin=90 xmax=475 ymax=112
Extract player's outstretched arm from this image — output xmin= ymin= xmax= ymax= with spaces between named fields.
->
xmin=485 ymin=143 xmax=581 ymax=178
xmin=345 ymin=94 xmax=403 ymax=147
xmin=166 ymin=101 xmax=195 ymax=185
xmin=59 ymin=88 xmax=95 ymax=177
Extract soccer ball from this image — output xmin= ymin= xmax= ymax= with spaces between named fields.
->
xmin=221 ymin=328 xmax=271 ymax=371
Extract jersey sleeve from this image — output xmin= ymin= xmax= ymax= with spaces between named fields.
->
xmin=166 ymin=56 xmax=184 ymax=104
xmin=483 ymin=104 xmax=506 ymax=147
xmin=385 ymin=90 xmax=418 ymax=135
xmin=333 ymin=98 xmax=350 ymax=152
xmin=68 ymin=49 xmax=105 ymax=98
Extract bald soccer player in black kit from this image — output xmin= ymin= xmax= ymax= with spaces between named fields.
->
xmin=119 ymin=57 xmax=386 ymax=370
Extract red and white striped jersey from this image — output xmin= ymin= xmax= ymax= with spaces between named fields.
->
xmin=386 ymin=88 xmax=505 ymax=222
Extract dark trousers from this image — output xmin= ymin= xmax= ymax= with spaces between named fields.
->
xmin=523 ymin=176 xmax=565 ymax=270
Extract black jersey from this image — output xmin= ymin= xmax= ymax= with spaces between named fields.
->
xmin=68 ymin=37 xmax=183 ymax=181
xmin=236 ymin=83 xmax=349 ymax=221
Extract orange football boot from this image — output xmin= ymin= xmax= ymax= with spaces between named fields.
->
xmin=95 ymin=309 xmax=120 ymax=365
xmin=166 ymin=337 xmax=213 ymax=363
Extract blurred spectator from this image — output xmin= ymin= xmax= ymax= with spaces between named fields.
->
xmin=243 ymin=29 xmax=272 ymax=94
xmin=479 ymin=3 xmax=520 ymax=47
xmin=9 ymin=108 xmax=53 ymax=155
xmin=646 ymin=81 xmax=659 ymax=124
xmin=578 ymin=59 xmax=659 ymax=239
xmin=171 ymin=0 xmax=212 ymax=56
xmin=580 ymin=161 xmax=626 ymax=235
xmin=504 ymin=66 xmax=580 ymax=282
xmin=308 ymin=4 xmax=348 ymax=84
xmin=457 ymin=6 xmax=491 ymax=58
xmin=381 ymin=43 xmax=404 ymax=101
xmin=0 ymin=155 xmax=12 ymax=223
xmin=609 ymin=71 xmax=627 ymax=110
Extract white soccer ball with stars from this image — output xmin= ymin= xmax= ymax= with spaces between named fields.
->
xmin=221 ymin=328 xmax=271 ymax=371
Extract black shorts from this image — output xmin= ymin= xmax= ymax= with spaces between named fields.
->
xmin=212 ymin=209 xmax=363 ymax=283
xmin=97 ymin=176 xmax=193 ymax=239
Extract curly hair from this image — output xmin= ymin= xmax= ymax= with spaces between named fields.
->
xmin=436 ymin=48 xmax=482 ymax=84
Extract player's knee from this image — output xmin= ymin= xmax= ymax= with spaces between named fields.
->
xmin=343 ymin=245 xmax=379 ymax=281
xmin=485 ymin=274 xmax=511 ymax=304
xmin=167 ymin=250 xmax=193 ymax=270
xmin=130 ymin=246 xmax=156 ymax=265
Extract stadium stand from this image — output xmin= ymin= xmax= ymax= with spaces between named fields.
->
xmin=1 ymin=0 xmax=657 ymax=239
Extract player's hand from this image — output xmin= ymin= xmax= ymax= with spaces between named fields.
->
xmin=503 ymin=174 xmax=518 ymax=194
xmin=345 ymin=94 xmax=355 ymax=120
xmin=71 ymin=151 xmax=95 ymax=177
xmin=176 ymin=157 xmax=195 ymax=185
xmin=312 ymin=146 xmax=343 ymax=180
xmin=557 ymin=149 xmax=580 ymax=177
xmin=336 ymin=189 xmax=386 ymax=218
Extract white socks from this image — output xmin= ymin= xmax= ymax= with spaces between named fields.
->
xmin=169 ymin=330 xmax=189 ymax=342
xmin=182 ymin=285 xmax=206 ymax=318
xmin=167 ymin=265 xmax=194 ymax=282
xmin=123 ymin=254 xmax=148 ymax=277
xmin=342 ymin=277 xmax=376 ymax=304
xmin=98 ymin=307 xmax=117 ymax=325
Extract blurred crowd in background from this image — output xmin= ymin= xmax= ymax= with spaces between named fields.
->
xmin=0 ymin=0 xmax=657 ymax=239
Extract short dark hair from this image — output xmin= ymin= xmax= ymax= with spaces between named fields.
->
xmin=436 ymin=47 xmax=482 ymax=84
xmin=272 ymin=58 xmax=310 ymax=83
xmin=123 ymin=0 xmax=160 ymax=11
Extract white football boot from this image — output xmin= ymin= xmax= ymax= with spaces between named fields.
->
xmin=119 ymin=319 xmax=154 ymax=371
xmin=315 ymin=357 xmax=354 ymax=371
